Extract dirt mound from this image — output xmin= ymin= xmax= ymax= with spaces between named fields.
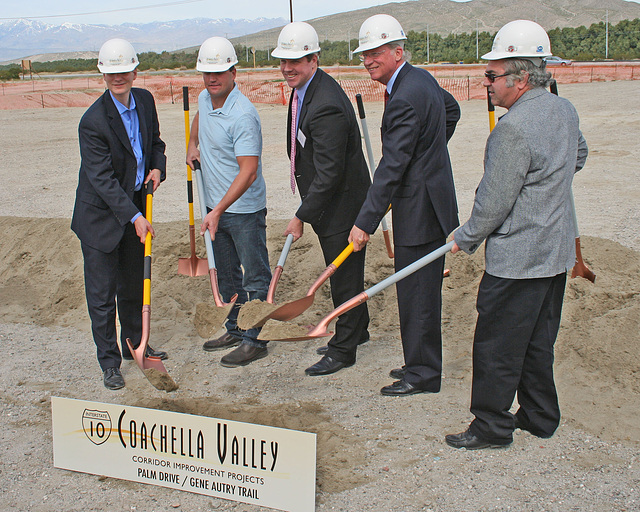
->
xmin=1 ymin=216 xmax=639 ymax=443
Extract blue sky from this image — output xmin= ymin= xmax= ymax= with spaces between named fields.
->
xmin=6 ymin=0 xmax=463 ymax=26
xmin=3 ymin=0 xmax=637 ymax=26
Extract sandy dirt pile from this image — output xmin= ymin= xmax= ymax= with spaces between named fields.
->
xmin=1 ymin=80 xmax=639 ymax=511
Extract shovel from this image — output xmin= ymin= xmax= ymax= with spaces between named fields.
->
xmin=570 ymin=191 xmax=596 ymax=282
xmin=178 ymin=86 xmax=208 ymax=277
xmin=487 ymin=89 xmax=496 ymax=132
xmin=242 ymin=242 xmax=354 ymax=329
xmin=549 ymin=80 xmax=595 ymax=283
xmin=269 ymin=242 xmax=454 ymax=341
xmin=126 ymin=182 xmax=177 ymax=391
xmin=355 ymin=93 xmax=394 ymax=259
xmin=266 ymin=233 xmax=294 ymax=303
xmin=192 ymin=160 xmax=238 ymax=310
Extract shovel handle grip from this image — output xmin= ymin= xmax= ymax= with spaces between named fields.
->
xmin=183 ymin=86 xmax=189 ymax=111
xmin=355 ymin=93 xmax=366 ymax=119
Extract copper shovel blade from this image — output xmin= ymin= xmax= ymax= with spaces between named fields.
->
xmin=178 ymin=255 xmax=209 ymax=276
xmin=249 ymin=295 xmax=315 ymax=328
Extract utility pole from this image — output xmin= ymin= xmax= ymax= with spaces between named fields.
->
xmin=426 ymin=25 xmax=430 ymax=63
xmin=476 ymin=20 xmax=479 ymax=61
xmin=348 ymin=30 xmax=351 ymax=62
xmin=605 ymin=10 xmax=609 ymax=59
xmin=245 ymin=35 xmax=248 ymax=62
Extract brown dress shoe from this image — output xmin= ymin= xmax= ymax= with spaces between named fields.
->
xmin=203 ymin=332 xmax=242 ymax=352
xmin=220 ymin=343 xmax=268 ymax=367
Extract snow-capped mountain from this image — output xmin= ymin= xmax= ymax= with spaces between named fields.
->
xmin=0 ymin=17 xmax=287 ymax=62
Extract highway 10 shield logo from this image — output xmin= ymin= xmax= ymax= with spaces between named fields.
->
xmin=82 ymin=408 xmax=112 ymax=445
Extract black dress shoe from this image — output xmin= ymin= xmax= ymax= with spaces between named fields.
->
xmin=445 ymin=429 xmax=510 ymax=450
xmin=203 ymin=332 xmax=242 ymax=352
xmin=305 ymin=356 xmax=353 ymax=376
xmin=220 ymin=343 xmax=268 ymax=367
xmin=103 ymin=367 xmax=125 ymax=390
xmin=389 ymin=367 xmax=406 ymax=380
xmin=380 ymin=379 xmax=427 ymax=396
xmin=316 ymin=338 xmax=369 ymax=355
xmin=122 ymin=345 xmax=168 ymax=361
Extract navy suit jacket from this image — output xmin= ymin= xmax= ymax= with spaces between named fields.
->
xmin=355 ymin=63 xmax=459 ymax=246
xmin=71 ymin=88 xmax=166 ymax=253
xmin=288 ymin=68 xmax=371 ymax=237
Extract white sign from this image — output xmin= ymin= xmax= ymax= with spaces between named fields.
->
xmin=52 ymin=397 xmax=316 ymax=512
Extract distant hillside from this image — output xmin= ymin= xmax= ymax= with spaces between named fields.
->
xmin=2 ymin=0 xmax=638 ymax=63
xmin=0 ymin=17 xmax=286 ymax=63
xmin=233 ymin=0 xmax=640 ymax=50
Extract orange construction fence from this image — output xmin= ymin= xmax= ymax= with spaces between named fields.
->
xmin=1 ymin=62 xmax=638 ymax=110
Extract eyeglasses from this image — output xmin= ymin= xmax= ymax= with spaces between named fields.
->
xmin=359 ymin=49 xmax=387 ymax=62
xmin=484 ymin=72 xmax=510 ymax=83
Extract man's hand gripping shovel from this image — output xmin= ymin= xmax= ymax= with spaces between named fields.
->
xmin=192 ymin=160 xmax=238 ymax=315
xmin=126 ymin=181 xmax=178 ymax=391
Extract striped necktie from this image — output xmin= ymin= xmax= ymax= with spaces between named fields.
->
xmin=290 ymin=89 xmax=298 ymax=194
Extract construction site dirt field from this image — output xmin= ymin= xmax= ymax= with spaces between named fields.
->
xmin=0 ymin=79 xmax=639 ymax=511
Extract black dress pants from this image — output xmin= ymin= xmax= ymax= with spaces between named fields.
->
xmin=469 ymin=272 xmax=566 ymax=444
xmin=318 ymin=229 xmax=369 ymax=365
xmin=81 ymin=192 xmax=145 ymax=370
xmin=394 ymin=238 xmax=446 ymax=392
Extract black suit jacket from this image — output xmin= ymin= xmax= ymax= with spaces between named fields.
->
xmin=71 ymin=88 xmax=166 ymax=253
xmin=288 ymin=68 xmax=371 ymax=237
xmin=355 ymin=63 xmax=459 ymax=246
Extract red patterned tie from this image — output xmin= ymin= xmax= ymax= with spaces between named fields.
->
xmin=384 ymin=89 xmax=389 ymax=107
xmin=290 ymin=89 xmax=298 ymax=194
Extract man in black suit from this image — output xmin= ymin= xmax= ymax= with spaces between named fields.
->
xmin=349 ymin=15 xmax=460 ymax=396
xmin=272 ymin=22 xmax=372 ymax=376
xmin=71 ymin=38 xmax=167 ymax=390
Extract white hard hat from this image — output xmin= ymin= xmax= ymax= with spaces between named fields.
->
xmin=271 ymin=22 xmax=320 ymax=59
xmin=354 ymin=14 xmax=407 ymax=54
xmin=97 ymin=38 xmax=139 ymax=73
xmin=196 ymin=37 xmax=238 ymax=72
xmin=482 ymin=20 xmax=552 ymax=61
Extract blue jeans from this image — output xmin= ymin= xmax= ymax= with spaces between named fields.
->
xmin=210 ymin=208 xmax=271 ymax=347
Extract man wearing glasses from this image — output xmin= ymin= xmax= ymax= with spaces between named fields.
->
xmin=349 ymin=14 xmax=460 ymax=396
xmin=445 ymin=20 xmax=588 ymax=450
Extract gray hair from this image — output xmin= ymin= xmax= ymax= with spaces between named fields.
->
xmin=386 ymin=41 xmax=411 ymax=62
xmin=503 ymin=58 xmax=552 ymax=88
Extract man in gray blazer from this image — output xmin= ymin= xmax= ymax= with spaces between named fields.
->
xmin=445 ymin=20 xmax=588 ymax=450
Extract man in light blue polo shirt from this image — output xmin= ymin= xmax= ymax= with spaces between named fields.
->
xmin=186 ymin=36 xmax=271 ymax=367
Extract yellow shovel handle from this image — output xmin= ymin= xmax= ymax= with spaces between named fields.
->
xmin=331 ymin=242 xmax=354 ymax=268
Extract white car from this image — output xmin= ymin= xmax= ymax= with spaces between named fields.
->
xmin=545 ymin=55 xmax=572 ymax=66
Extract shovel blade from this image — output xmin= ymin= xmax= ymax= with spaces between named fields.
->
xmin=178 ymin=255 xmax=209 ymax=277
xmin=125 ymin=337 xmax=168 ymax=373
xmin=250 ymin=295 xmax=315 ymax=328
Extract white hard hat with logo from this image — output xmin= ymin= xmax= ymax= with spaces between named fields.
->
xmin=482 ymin=20 xmax=552 ymax=63
xmin=196 ymin=37 xmax=238 ymax=72
xmin=97 ymin=38 xmax=139 ymax=73
xmin=271 ymin=22 xmax=320 ymax=59
xmin=354 ymin=14 xmax=407 ymax=54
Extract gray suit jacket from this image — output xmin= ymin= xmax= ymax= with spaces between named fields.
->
xmin=455 ymin=87 xmax=588 ymax=279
